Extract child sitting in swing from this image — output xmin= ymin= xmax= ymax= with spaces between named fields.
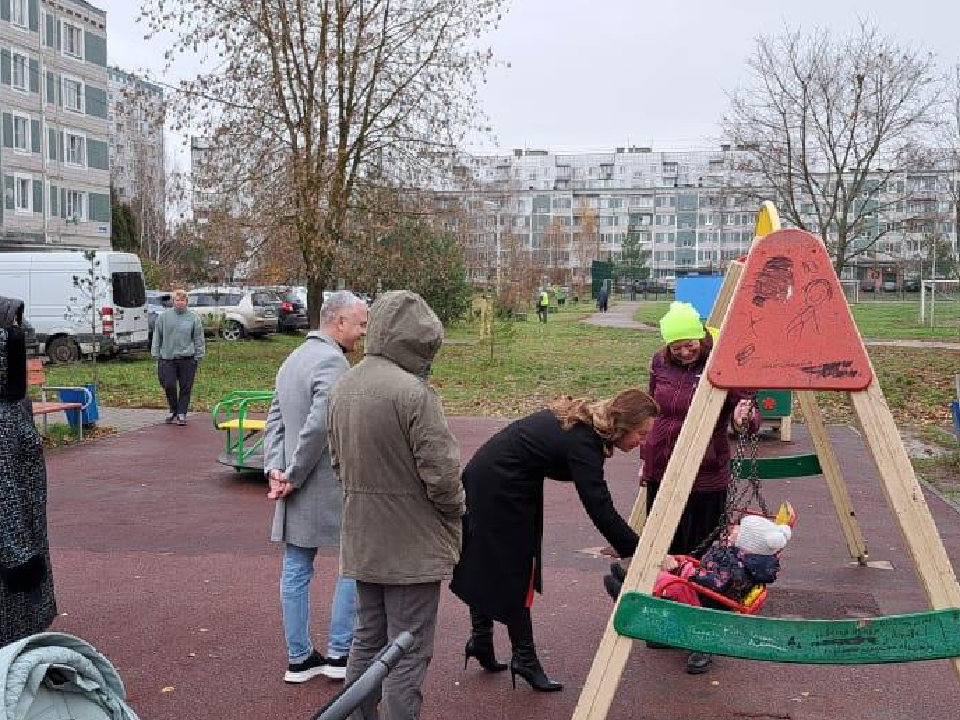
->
xmin=603 ymin=514 xmax=792 ymax=674
xmin=604 ymin=514 xmax=792 ymax=608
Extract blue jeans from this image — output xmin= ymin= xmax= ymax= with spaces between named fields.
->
xmin=281 ymin=543 xmax=357 ymax=663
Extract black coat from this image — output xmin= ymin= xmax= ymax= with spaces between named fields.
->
xmin=0 ymin=298 xmax=56 ymax=645
xmin=450 ymin=409 xmax=638 ymax=621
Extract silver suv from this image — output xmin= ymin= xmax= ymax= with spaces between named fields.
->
xmin=187 ymin=287 xmax=279 ymax=340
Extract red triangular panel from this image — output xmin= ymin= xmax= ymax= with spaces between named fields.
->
xmin=708 ymin=228 xmax=872 ymax=391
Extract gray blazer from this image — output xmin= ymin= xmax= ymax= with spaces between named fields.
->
xmin=265 ymin=331 xmax=350 ymax=548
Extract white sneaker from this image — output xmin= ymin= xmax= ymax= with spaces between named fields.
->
xmin=284 ymin=651 xmax=326 ymax=683
xmin=320 ymin=655 xmax=348 ymax=680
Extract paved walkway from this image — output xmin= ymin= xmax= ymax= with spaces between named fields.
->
xmin=97 ymin=406 xmax=170 ymax=433
xmin=582 ymin=301 xmax=658 ymax=331
xmin=41 ymin=418 xmax=960 ymax=720
xmin=585 ymin=300 xmax=960 ymax=350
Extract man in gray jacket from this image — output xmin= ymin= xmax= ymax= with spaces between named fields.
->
xmin=264 ymin=291 xmax=368 ymax=684
xmin=328 ymin=290 xmax=465 ymax=720
xmin=150 ymin=289 xmax=205 ymax=425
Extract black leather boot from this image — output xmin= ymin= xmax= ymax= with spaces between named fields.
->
xmin=507 ymin=609 xmax=562 ymax=692
xmin=686 ymin=652 xmax=713 ymax=674
xmin=609 ymin=562 xmax=626 ymax=584
xmin=464 ymin=609 xmax=508 ymax=672
xmin=603 ymin=562 xmax=625 ymax=600
xmin=603 ymin=572 xmax=623 ymax=600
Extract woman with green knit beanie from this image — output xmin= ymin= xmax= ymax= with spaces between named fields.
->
xmin=630 ymin=301 xmax=757 ymax=674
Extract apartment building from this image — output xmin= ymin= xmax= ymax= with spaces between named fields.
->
xmin=108 ymin=66 xmax=164 ymax=212
xmin=0 ymin=0 xmax=111 ymax=250
xmin=445 ymin=146 xmax=959 ymax=286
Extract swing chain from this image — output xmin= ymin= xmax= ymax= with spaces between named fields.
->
xmin=738 ymin=400 xmax=768 ymax=516
xmin=690 ymin=397 xmax=765 ymax=557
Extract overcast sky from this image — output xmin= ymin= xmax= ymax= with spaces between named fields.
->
xmin=96 ymin=0 xmax=960 ymax=156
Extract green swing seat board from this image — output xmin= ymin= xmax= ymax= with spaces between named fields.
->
xmin=613 ymin=593 xmax=960 ymax=664
xmin=734 ymin=453 xmax=822 ymax=480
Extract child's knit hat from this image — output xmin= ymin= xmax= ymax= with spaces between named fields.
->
xmin=735 ymin=515 xmax=792 ymax=555
xmin=659 ymin=302 xmax=706 ymax=344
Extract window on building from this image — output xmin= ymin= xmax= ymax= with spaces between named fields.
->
xmin=64 ymin=190 xmax=86 ymax=221
xmin=12 ymin=115 xmax=29 ymax=152
xmin=14 ymin=175 xmax=31 ymax=212
xmin=11 ymin=0 xmax=27 ymax=27
xmin=62 ymin=77 xmax=83 ymax=112
xmin=12 ymin=52 xmax=34 ymax=93
xmin=62 ymin=22 xmax=84 ymax=59
xmin=65 ymin=132 xmax=85 ymax=166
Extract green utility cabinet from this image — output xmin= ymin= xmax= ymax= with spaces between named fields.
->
xmin=756 ymin=389 xmax=793 ymax=441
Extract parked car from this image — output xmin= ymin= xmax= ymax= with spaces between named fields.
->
xmin=882 ymin=281 xmax=898 ymax=292
xmin=146 ymin=291 xmax=173 ymax=342
xmin=860 ymin=279 xmax=877 ymax=292
xmin=275 ymin=289 xmax=309 ymax=332
xmin=186 ymin=287 xmax=279 ymax=340
xmin=903 ymin=278 xmax=921 ymax=292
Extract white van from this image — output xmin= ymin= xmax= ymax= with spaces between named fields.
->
xmin=0 ymin=251 xmax=149 ymax=362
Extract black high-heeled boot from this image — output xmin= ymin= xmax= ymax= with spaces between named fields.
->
xmin=463 ymin=609 xmax=508 ymax=672
xmin=507 ymin=609 xmax=562 ymax=692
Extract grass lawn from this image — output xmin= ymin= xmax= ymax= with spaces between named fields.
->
xmin=632 ymin=299 xmax=960 ymax=341
xmin=44 ymin=299 xmax=959 ymax=435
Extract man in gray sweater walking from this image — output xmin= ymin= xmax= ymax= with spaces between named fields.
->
xmin=150 ymin=289 xmax=205 ymax=425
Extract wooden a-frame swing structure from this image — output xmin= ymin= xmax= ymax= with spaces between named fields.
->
xmin=573 ymin=203 xmax=960 ymax=720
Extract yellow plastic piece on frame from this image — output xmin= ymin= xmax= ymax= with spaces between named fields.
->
xmin=754 ymin=201 xmax=781 ymax=241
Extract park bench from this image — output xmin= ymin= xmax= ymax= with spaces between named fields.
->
xmin=27 ymin=358 xmax=93 ymax=441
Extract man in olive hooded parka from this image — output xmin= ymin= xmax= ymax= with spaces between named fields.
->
xmin=328 ymin=290 xmax=464 ymax=720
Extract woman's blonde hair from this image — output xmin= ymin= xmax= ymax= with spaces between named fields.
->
xmin=549 ymin=388 xmax=659 ymax=452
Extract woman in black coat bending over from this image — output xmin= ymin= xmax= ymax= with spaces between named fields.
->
xmin=450 ymin=388 xmax=658 ymax=691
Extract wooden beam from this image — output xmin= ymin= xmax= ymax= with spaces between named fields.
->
xmin=848 ymin=379 xmax=960 ymax=683
xmin=627 ymin=485 xmax=646 ymax=531
xmin=706 ymin=260 xmax=743 ymax=328
xmin=572 ymin=381 xmax=727 ymax=720
xmin=777 ymin=413 xmax=792 ymax=441
xmin=795 ymin=391 xmax=869 ymax=564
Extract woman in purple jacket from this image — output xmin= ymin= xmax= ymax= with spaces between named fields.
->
xmin=642 ymin=301 xmax=758 ymax=555
xmin=640 ymin=302 xmax=757 ymax=673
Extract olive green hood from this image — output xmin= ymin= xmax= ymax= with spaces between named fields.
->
xmin=364 ymin=290 xmax=443 ymax=378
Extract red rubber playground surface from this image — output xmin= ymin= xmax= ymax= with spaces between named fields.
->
xmin=45 ymin=416 xmax=960 ymax=720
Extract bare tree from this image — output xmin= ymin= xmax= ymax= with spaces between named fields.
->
xmin=541 ymin=216 xmax=570 ymax=286
xmin=498 ymin=229 xmax=536 ymax=315
xmin=723 ymin=22 xmax=941 ymax=274
xmin=141 ymin=0 xmax=503 ymax=325
xmin=933 ymin=65 xmax=960 ymax=280
xmin=570 ymin=202 xmax=599 ymax=295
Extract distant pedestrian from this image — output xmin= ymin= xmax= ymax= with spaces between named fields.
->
xmin=151 ymin=289 xmax=205 ymax=425
xmin=536 ymin=289 xmax=550 ymax=323
xmin=0 ymin=296 xmax=57 ymax=646
xmin=328 ymin=290 xmax=465 ymax=720
xmin=265 ymin=291 xmax=369 ymax=684
xmin=597 ymin=285 xmax=609 ymax=312
xmin=629 ymin=281 xmax=636 ymax=301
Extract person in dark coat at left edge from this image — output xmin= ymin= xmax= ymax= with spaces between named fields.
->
xmin=0 ymin=295 xmax=57 ymax=646
xmin=450 ymin=388 xmax=659 ymax=692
